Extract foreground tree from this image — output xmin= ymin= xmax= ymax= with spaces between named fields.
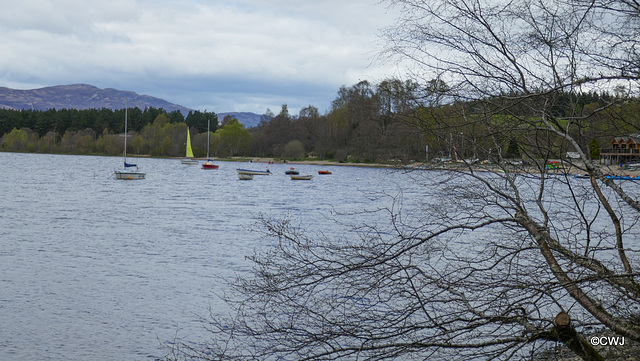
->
xmin=168 ymin=0 xmax=640 ymax=360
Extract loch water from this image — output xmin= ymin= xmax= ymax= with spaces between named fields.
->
xmin=0 ymin=152 xmax=422 ymax=360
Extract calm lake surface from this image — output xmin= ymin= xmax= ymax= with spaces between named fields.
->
xmin=0 ymin=152 xmax=423 ymax=360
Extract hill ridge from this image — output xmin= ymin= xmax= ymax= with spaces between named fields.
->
xmin=0 ymin=84 xmax=261 ymax=127
xmin=0 ymin=83 xmax=191 ymax=115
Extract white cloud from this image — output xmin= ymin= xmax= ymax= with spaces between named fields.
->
xmin=0 ymin=0 xmax=402 ymax=113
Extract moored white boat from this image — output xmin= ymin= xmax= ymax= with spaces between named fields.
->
xmin=181 ymin=158 xmax=198 ymax=165
xmin=291 ymin=174 xmax=313 ymax=180
xmin=238 ymin=173 xmax=254 ymax=180
xmin=237 ymin=168 xmax=271 ymax=175
xmin=115 ymin=104 xmax=146 ymax=180
xmin=115 ymin=167 xmax=146 ymax=180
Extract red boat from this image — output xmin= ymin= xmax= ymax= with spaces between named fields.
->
xmin=318 ymin=170 xmax=332 ymax=175
xmin=202 ymin=160 xmax=219 ymax=169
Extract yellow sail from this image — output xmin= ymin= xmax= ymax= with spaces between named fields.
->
xmin=186 ymin=128 xmax=194 ymax=158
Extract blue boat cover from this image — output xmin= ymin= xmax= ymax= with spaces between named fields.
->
xmin=124 ymin=162 xmax=137 ymax=168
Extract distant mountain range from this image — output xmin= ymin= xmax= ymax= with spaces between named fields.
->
xmin=218 ymin=112 xmax=264 ymax=128
xmin=0 ymin=84 xmax=261 ymax=128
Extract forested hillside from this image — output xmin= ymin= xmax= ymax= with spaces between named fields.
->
xmin=1 ymin=79 xmax=638 ymax=163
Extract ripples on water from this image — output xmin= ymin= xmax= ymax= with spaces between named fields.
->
xmin=0 ymin=153 xmax=415 ymax=360
xmin=4 ymin=153 xmax=638 ymax=360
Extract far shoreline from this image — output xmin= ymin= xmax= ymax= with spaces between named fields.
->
xmin=216 ymin=157 xmax=640 ymax=177
xmin=211 ymin=157 xmax=640 ymax=176
xmin=226 ymin=157 xmax=394 ymax=169
xmin=5 ymin=151 xmax=639 ymax=175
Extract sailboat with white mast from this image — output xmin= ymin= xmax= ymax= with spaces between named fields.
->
xmin=201 ymin=117 xmax=219 ymax=169
xmin=115 ymin=103 xmax=146 ymax=180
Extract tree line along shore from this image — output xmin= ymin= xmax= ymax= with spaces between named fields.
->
xmin=1 ymin=80 xmax=637 ymax=171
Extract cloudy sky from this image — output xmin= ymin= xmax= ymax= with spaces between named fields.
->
xmin=0 ymin=0 xmax=405 ymax=115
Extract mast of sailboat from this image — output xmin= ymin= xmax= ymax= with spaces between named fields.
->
xmin=206 ymin=117 xmax=210 ymax=159
xmin=123 ymin=100 xmax=128 ymax=165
